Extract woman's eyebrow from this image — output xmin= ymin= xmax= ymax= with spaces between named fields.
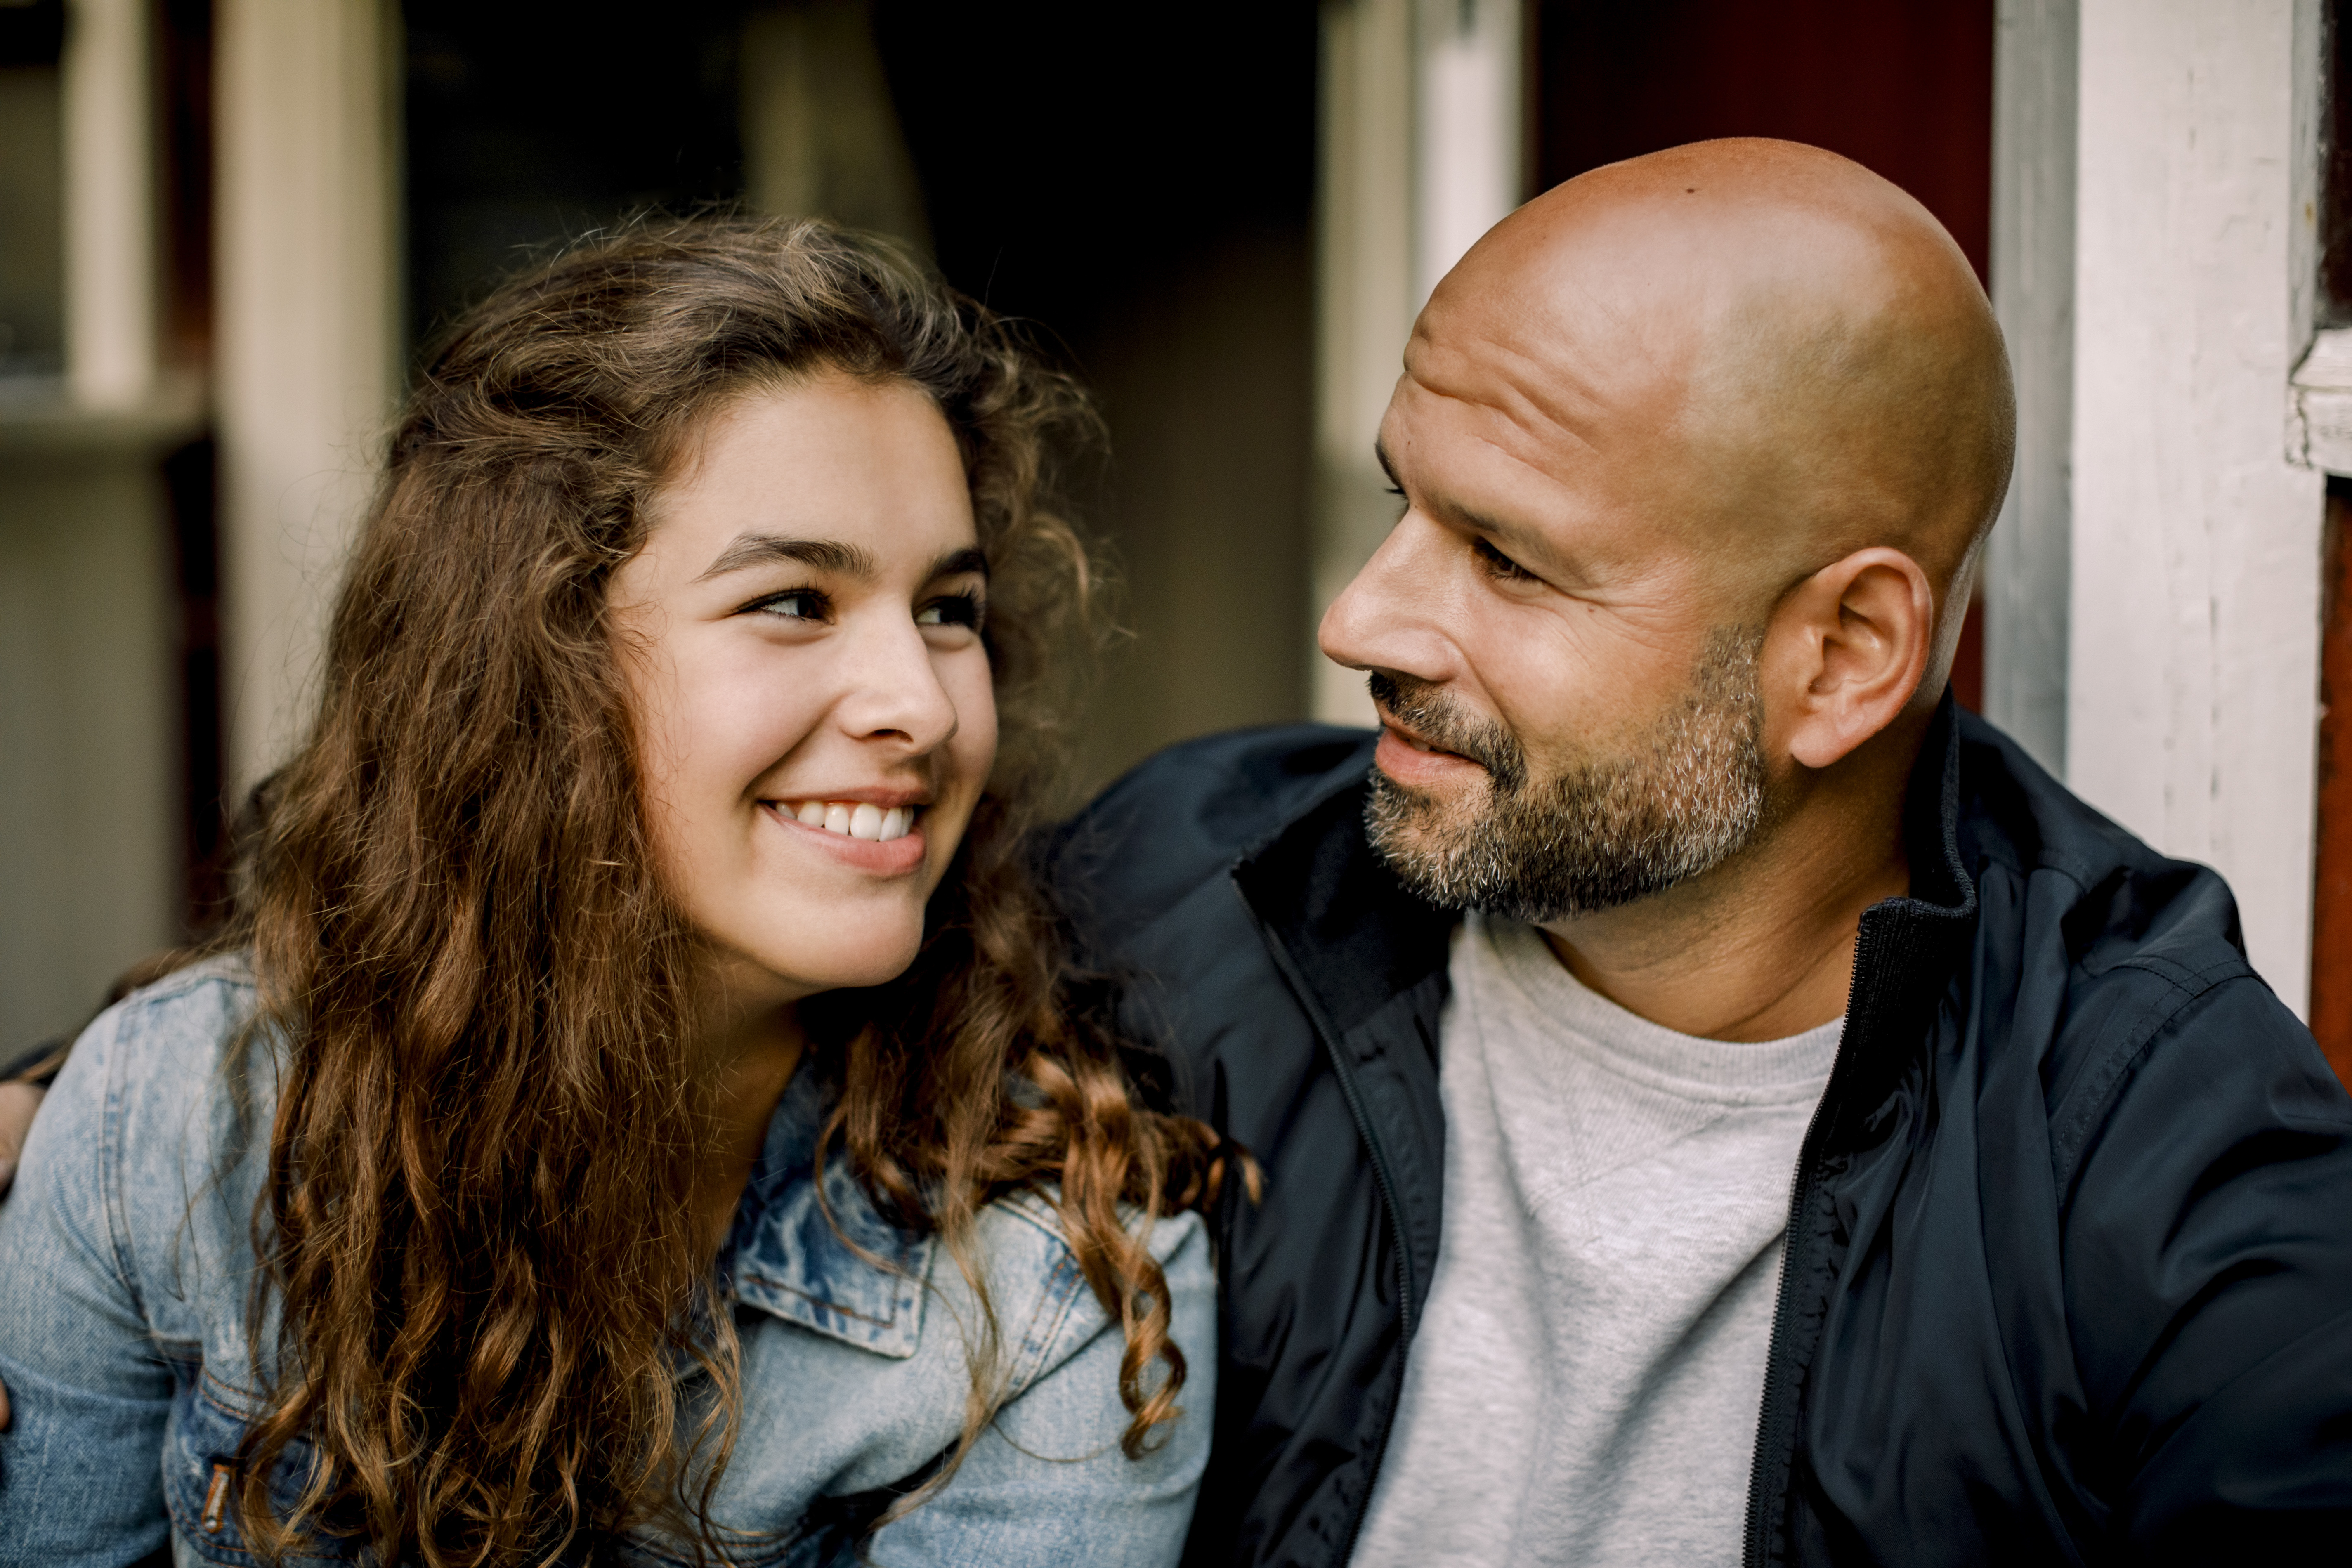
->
xmin=694 ymin=534 xmax=877 ymax=582
xmin=930 ymin=546 xmax=989 ymax=581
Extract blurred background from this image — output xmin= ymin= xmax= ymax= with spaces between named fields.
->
xmin=3 ymin=0 xmax=2350 ymax=1090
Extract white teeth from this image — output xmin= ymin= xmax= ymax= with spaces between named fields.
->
xmin=780 ymin=800 xmax=920 ymax=842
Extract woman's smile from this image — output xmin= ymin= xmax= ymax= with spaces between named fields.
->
xmin=759 ymin=796 xmax=928 ymax=874
xmin=771 ymin=798 xmax=922 ymax=842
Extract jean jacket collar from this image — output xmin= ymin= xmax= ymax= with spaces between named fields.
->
xmin=720 ymin=1063 xmax=936 ymax=1360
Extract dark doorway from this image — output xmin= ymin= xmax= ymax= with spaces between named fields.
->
xmin=873 ymin=2 xmax=1318 ymax=790
xmin=402 ymin=1 xmax=749 ymax=352
xmin=399 ymin=2 xmax=1319 ymax=796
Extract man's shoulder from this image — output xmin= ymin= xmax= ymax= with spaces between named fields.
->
xmin=1955 ymin=709 xmax=2253 ymax=975
xmin=1047 ymin=724 xmax=1377 ymax=947
xmin=1951 ymin=711 xmax=2337 ymax=1135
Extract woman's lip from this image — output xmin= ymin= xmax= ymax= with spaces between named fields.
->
xmin=763 ymin=787 xmax=934 ymax=808
xmin=761 ymin=803 xmax=928 ymax=873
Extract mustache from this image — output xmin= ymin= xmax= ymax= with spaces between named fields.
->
xmin=1365 ymin=670 xmax=1524 ymax=785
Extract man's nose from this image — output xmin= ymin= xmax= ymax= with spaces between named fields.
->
xmin=1318 ymin=512 xmax=1458 ymax=684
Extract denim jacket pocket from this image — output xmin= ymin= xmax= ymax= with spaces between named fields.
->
xmin=163 ymin=1372 xmax=361 ymax=1565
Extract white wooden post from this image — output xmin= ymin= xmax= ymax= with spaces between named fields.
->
xmin=2068 ymin=0 xmax=2325 ymax=1014
xmin=61 ymin=0 xmax=156 ymax=410
xmin=1985 ymin=0 xmax=2076 ymax=778
xmin=739 ymin=0 xmax=930 ymax=250
xmin=1311 ymin=0 xmax=1523 ymax=726
xmin=1311 ymin=0 xmax=1415 ymax=727
xmin=214 ymin=0 xmax=403 ymax=797
xmin=1413 ymin=0 xmax=1523 ymax=309
xmin=0 ymin=0 xmax=185 ymax=1044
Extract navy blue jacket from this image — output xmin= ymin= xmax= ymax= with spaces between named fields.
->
xmin=1047 ymin=697 xmax=2352 ymax=1567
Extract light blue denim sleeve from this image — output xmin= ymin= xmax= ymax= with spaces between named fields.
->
xmin=0 ymin=1000 xmax=177 ymax=1566
xmin=859 ymin=1210 xmax=1216 ymax=1568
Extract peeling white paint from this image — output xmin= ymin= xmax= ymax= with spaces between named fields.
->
xmin=2290 ymin=327 xmax=2352 ymax=473
xmin=2069 ymin=0 xmax=2324 ymax=1014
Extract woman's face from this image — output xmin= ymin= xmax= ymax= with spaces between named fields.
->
xmin=610 ymin=372 xmax=997 ymax=1008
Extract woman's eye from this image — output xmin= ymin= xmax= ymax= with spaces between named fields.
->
xmin=750 ymin=588 xmax=830 ymax=622
xmin=915 ymin=593 xmax=984 ymax=631
xmin=1474 ymin=536 xmax=1538 ymax=583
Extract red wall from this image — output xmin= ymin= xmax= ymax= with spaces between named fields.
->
xmin=2312 ymin=491 xmax=2352 ymax=1092
xmin=1531 ymin=1 xmax=1997 ymax=708
xmin=1533 ymin=0 xmax=1994 ymax=281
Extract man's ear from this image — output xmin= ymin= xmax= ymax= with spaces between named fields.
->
xmin=1764 ymin=547 xmax=1934 ymax=770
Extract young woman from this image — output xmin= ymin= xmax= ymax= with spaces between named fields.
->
xmin=0 ymin=220 xmax=1223 ymax=1566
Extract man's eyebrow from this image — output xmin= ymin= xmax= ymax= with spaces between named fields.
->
xmin=1455 ymin=502 xmax=1544 ymax=558
xmin=1374 ymin=443 xmax=1554 ymax=567
xmin=694 ymin=534 xmax=878 ymax=582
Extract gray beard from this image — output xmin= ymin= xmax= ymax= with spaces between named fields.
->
xmin=1363 ymin=628 xmax=1769 ymax=922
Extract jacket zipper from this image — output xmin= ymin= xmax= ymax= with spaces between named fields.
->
xmin=1740 ymin=920 xmax=1878 ymax=1568
xmin=1231 ymin=875 xmax=1419 ymax=1563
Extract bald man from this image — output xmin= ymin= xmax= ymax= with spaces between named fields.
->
xmin=1051 ymin=141 xmax=2352 ymax=1567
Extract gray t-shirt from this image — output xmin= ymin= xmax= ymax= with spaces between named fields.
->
xmin=1352 ymin=912 xmax=1840 ymax=1568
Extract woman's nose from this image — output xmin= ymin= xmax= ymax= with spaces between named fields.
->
xmin=836 ymin=617 xmax=961 ymax=753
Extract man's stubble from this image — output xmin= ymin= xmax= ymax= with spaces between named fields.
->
xmin=1363 ymin=627 xmax=1769 ymax=922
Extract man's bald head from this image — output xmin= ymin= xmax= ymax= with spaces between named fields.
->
xmin=1323 ymin=140 xmax=2018 ymax=948
xmin=1410 ymin=139 xmax=2014 ymax=632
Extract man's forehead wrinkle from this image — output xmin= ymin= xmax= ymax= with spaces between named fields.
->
xmin=1393 ymin=367 xmax=1604 ymax=531
xmin=1405 ymin=324 xmax=1621 ymax=475
xmin=1440 ymin=251 xmax=1687 ymax=422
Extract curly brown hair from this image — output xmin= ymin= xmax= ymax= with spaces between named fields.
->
xmin=227 ymin=217 xmax=1227 ymax=1566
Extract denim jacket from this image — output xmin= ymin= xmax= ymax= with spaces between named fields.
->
xmin=0 ymin=957 xmax=1213 ymax=1567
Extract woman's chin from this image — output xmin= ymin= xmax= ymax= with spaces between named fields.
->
xmin=726 ymin=926 xmax=926 ymax=1001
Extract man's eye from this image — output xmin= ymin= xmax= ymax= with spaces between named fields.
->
xmin=1474 ymin=536 xmax=1538 ymax=583
xmin=915 ymin=592 xmax=984 ymax=631
xmin=749 ymin=588 xmax=830 ymax=621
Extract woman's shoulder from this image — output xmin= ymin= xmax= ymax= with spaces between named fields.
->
xmin=733 ymin=1156 xmax=1207 ymax=1377
xmin=978 ymin=1192 xmax=1208 ymax=1297
xmin=59 ymin=952 xmax=273 ymax=1144
xmin=40 ymin=950 xmax=260 ymax=1115
xmin=103 ymin=949 xmax=262 ymax=1038
xmin=20 ymin=954 xmax=279 ymax=1314
xmin=966 ymin=1193 xmax=1211 ymax=1386
xmin=719 ymin=1185 xmax=1213 ymax=1530
xmin=0 ymin=954 xmax=281 ymax=1387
